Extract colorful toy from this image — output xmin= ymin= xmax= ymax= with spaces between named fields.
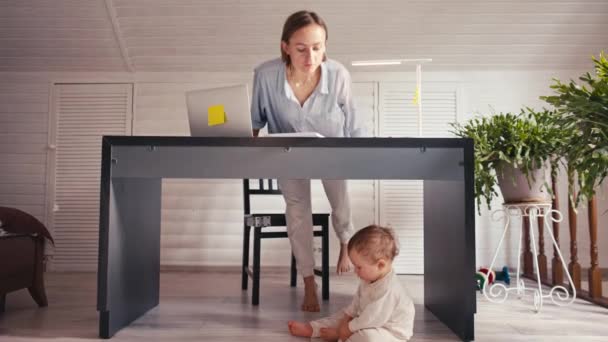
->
xmin=478 ymin=268 xmax=496 ymax=284
xmin=476 ymin=266 xmax=511 ymax=291
xmin=475 ymin=272 xmax=487 ymax=291
xmin=495 ymin=266 xmax=511 ymax=285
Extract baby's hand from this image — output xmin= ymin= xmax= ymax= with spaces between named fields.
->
xmin=338 ymin=320 xmax=353 ymax=342
xmin=319 ymin=327 xmax=339 ymax=342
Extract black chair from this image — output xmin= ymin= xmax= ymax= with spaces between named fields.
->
xmin=241 ymin=179 xmax=330 ymax=305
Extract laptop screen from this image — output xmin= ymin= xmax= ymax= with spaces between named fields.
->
xmin=186 ymin=84 xmax=253 ymax=137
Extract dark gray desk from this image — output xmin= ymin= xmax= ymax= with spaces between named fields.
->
xmin=97 ymin=137 xmax=476 ymax=341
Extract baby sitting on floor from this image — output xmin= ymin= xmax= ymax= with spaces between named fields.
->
xmin=288 ymin=224 xmax=415 ymax=342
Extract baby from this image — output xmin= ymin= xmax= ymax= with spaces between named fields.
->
xmin=288 ymin=224 xmax=415 ymax=342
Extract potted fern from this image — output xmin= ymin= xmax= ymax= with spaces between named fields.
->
xmin=541 ymin=51 xmax=608 ymax=206
xmin=451 ymin=108 xmax=573 ymax=211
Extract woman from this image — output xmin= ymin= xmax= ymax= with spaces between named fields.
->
xmin=251 ymin=10 xmax=366 ymax=312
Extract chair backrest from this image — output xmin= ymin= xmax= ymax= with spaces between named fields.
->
xmin=243 ymin=179 xmax=282 ymax=215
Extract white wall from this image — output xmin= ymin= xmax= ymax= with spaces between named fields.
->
xmin=1 ymin=69 xmax=606 ymax=273
xmin=0 ymin=81 xmax=49 ymax=221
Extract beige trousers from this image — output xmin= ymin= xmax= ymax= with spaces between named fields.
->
xmin=278 ymin=179 xmax=354 ymax=277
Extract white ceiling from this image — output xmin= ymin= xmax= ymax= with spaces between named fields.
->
xmin=1 ymin=0 xmax=607 ymax=72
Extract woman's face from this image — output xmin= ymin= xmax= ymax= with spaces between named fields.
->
xmin=282 ymin=24 xmax=326 ymax=75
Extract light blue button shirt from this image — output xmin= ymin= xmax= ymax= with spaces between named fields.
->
xmin=251 ymin=58 xmax=366 ymax=137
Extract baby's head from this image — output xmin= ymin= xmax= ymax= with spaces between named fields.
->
xmin=347 ymin=225 xmax=399 ymax=282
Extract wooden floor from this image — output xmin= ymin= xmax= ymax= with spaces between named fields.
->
xmin=1 ymin=269 xmax=607 ymax=341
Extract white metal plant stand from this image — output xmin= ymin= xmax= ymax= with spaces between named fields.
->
xmin=483 ymin=202 xmax=576 ymax=312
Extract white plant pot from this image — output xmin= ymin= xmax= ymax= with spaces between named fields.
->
xmin=496 ymin=163 xmax=551 ymax=204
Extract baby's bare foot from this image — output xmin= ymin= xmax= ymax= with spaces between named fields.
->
xmin=301 ymin=277 xmax=320 ymax=312
xmin=287 ymin=320 xmax=313 ymax=337
xmin=320 ymin=327 xmax=339 ymax=341
xmin=336 ymin=243 xmax=352 ymax=275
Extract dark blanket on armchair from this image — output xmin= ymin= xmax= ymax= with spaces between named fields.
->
xmin=0 ymin=206 xmax=54 ymax=312
xmin=0 ymin=207 xmax=54 ymax=243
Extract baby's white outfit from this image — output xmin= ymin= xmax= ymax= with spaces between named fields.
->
xmin=310 ymin=269 xmax=415 ymax=341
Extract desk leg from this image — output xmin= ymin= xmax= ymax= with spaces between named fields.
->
xmin=424 ymin=180 xmax=475 ymax=342
xmin=98 ymin=177 xmax=162 ymax=338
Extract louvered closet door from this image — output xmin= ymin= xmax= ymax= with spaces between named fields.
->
xmin=378 ymin=82 xmax=457 ymax=274
xmin=50 ymin=84 xmax=132 ymax=271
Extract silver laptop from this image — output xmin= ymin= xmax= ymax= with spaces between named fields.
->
xmin=186 ymin=84 xmax=253 ymax=137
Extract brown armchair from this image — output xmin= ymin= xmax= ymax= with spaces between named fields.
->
xmin=0 ymin=207 xmax=54 ymax=313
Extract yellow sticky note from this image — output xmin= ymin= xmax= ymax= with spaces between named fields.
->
xmin=208 ymin=104 xmax=227 ymax=126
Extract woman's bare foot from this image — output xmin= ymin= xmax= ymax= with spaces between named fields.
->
xmin=287 ymin=320 xmax=313 ymax=337
xmin=319 ymin=327 xmax=340 ymax=341
xmin=336 ymin=243 xmax=352 ymax=275
xmin=302 ymin=276 xmax=320 ymax=312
